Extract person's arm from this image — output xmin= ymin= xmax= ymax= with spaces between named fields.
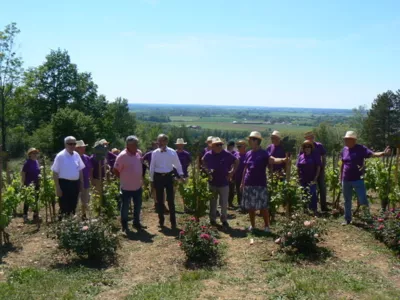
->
xmin=149 ymin=151 xmax=156 ymax=182
xmin=269 ymin=156 xmax=288 ymax=165
xmin=240 ymin=165 xmax=248 ymax=191
xmin=371 ymin=146 xmax=391 ymax=158
xmin=228 ymin=158 xmax=239 ymax=180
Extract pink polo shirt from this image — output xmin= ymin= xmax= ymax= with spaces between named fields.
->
xmin=114 ymin=149 xmax=143 ymax=191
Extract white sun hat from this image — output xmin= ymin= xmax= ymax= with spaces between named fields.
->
xmin=76 ymin=140 xmax=88 ymax=147
xmin=344 ymin=131 xmax=357 ymax=139
xmin=271 ymin=130 xmax=281 ymax=139
xmin=205 ymin=136 xmax=213 ymax=143
xmin=175 ymin=138 xmax=187 ymax=145
xmin=211 ymin=137 xmax=224 ymax=145
xmin=248 ymin=131 xmax=263 ymax=140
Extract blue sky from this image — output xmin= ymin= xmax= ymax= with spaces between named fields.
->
xmin=1 ymin=0 xmax=399 ymax=109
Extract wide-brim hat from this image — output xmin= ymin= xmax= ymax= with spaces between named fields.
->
xmin=175 ymin=138 xmax=187 ymax=145
xmin=211 ymin=137 xmax=224 ymax=145
xmin=27 ymin=148 xmax=39 ymax=155
xmin=344 ymin=131 xmax=357 ymax=139
xmin=111 ymin=148 xmax=120 ymax=154
xmin=302 ymin=140 xmax=315 ymax=149
xmin=205 ymin=136 xmax=213 ymax=143
xmin=248 ymin=131 xmax=263 ymax=140
xmin=236 ymin=140 xmax=247 ymax=146
xmin=304 ymin=131 xmax=314 ymax=139
xmin=76 ymin=140 xmax=88 ymax=148
xmin=271 ymin=130 xmax=281 ymax=139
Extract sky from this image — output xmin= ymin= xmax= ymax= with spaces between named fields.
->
xmin=1 ymin=0 xmax=399 ymax=109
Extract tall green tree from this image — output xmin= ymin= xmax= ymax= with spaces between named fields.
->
xmin=0 ymin=23 xmax=23 ymax=151
xmin=364 ymin=90 xmax=400 ymax=150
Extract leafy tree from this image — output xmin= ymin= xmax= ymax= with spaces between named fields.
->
xmin=364 ymin=90 xmax=400 ymax=150
xmin=7 ymin=125 xmax=29 ymax=158
xmin=28 ymin=123 xmax=54 ymax=156
xmin=350 ymin=105 xmax=368 ymax=144
xmin=0 ymin=22 xmax=23 ymax=152
xmin=51 ymin=108 xmax=97 ymax=152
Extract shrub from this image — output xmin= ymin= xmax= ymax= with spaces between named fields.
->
xmin=368 ymin=209 xmax=400 ymax=254
xmin=91 ymin=180 xmax=120 ymax=221
xmin=179 ymin=217 xmax=224 ymax=266
xmin=54 ymin=216 xmax=119 ymax=262
xmin=276 ymin=213 xmax=327 ymax=254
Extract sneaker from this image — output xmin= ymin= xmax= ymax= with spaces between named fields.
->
xmin=341 ymin=220 xmax=352 ymax=226
xmin=264 ymin=227 xmax=270 ymax=233
xmin=247 ymin=226 xmax=253 ymax=232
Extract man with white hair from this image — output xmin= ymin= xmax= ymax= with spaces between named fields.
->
xmin=266 ymin=131 xmax=286 ymax=176
xmin=51 ymin=136 xmax=86 ymax=218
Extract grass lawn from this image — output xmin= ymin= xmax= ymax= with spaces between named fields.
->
xmin=0 ymin=199 xmax=399 ymax=299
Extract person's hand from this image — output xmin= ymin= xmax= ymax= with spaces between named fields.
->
xmin=384 ymin=146 xmax=391 ymax=156
xmin=228 ymin=171 xmax=234 ymax=181
xmin=56 ymin=186 xmax=63 ymax=197
xmin=240 ymin=184 xmax=244 ymax=192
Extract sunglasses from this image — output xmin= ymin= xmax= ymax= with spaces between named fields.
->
xmin=215 ymin=144 xmax=223 ymax=147
xmin=67 ymin=143 xmax=76 ymax=146
xmin=249 ymin=137 xmax=259 ymax=141
xmin=304 ymin=145 xmax=312 ymax=149
xmin=237 ymin=145 xmax=243 ymax=148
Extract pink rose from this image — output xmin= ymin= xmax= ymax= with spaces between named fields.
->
xmin=287 ymin=232 xmax=292 ymax=237
xmin=190 ymin=217 xmax=196 ymax=221
xmin=180 ymin=230 xmax=185 ymax=236
xmin=82 ymin=226 xmax=89 ymax=231
xmin=304 ymin=221 xmax=311 ymax=227
xmin=378 ymin=225 xmax=385 ymax=230
xmin=178 ymin=242 xmax=182 ymax=247
xmin=213 ymin=239 xmax=219 ymax=245
xmin=377 ymin=218 xmax=384 ymax=223
xmin=200 ymin=233 xmax=210 ymax=240
xmin=275 ymin=238 xmax=281 ymax=244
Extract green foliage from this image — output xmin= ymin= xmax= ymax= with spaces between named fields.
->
xmin=54 ymin=216 xmax=119 ymax=262
xmin=276 ymin=213 xmax=327 ymax=254
xmin=91 ymin=180 xmax=120 ymax=221
xmin=179 ymin=217 xmax=224 ymax=266
xmin=7 ymin=125 xmax=29 ymax=158
xmin=0 ymin=180 xmax=22 ymax=229
xmin=28 ymin=123 xmax=53 ymax=155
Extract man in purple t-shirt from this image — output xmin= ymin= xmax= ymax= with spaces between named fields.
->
xmin=76 ymin=140 xmax=93 ymax=219
xmin=304 ymin=131 xmax=328 ymax=212
xmin=340 ymin=131 xmax=391 ymax=224
xmin=198 ymin=136 xmax=213 ymax=171
xmin=175 ymin=138 xmax=192 ymax=178
xmin=202 ymin=137 xmax=239 ymax=227
xmin=266 ymin=131 xmax=286 ymax=177
xmin=227 ymin=141 xmax=238 ymax=208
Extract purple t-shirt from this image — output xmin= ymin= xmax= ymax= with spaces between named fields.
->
xmin=243 ymin=149 xmax=270 ymax=187
xmin=80 ymin=154 xmax=93 ymax=189
xmin=296 ymin=153 xmax=322 ymax=185
xmin=235 ymin=152 xmax=247 ymax=183
xmin=90 ymin=155 xmax=106 ymax=179
xmin=22 ymin=159 xmax=40 ymax=186
xmin=341 ymin=144 xmax=373 ymax=181
xmin=266 ymin=144 xmax=286 ymax=172
xmin=203 ymin=150 xmax=236 ymax=187
xmin=107 ymin=152 xmax=117 ymax=168
xmin=177 ymin=150 xmax=191 ymax=177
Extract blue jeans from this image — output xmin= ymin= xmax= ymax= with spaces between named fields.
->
xmin=302 ymin=183 xmax=317 ymax=212
xmin=342 ymin=180 xmax=368 ymax=222
xmin=120 ymin=188 xmax=142 ymax=227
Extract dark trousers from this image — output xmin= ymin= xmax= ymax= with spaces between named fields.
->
xmin=120 ymin=188 xmax=142 ymax=228
xmin=235 ymin=181 xmax=242 ymax=206
xmin=24 ymin=185 xmax=39 ymax=216
xmin=59 ymin=179 xmax=80 ymax=216
xmin=317 ymin=170 xmax=327 ymax=211
xmin=228 ymin=181 xmax=236 ymax=206
xmin=154 ymin=173 xmax=176 ymax=227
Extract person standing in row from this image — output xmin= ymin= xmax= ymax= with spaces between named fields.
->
xmin=297 ymin=140 xmax=321 ymax=215
xmin=21 ymin=148 xmax=41 ymax=223
xmin=340 ymin=131 xmax=391 ymax=225
xmin=143 ymin=141 xmax=164 ymax=210
xmin=175 ymin=138 xmax=192 ymax=178
xmin=114 ymin=136 xmax=146 ymax=232
xmin=51 ymin=136 xmax=85 ymax=218
xmin=241 ymin=132 xmax=287 ymax=232
xmin=203 ymin=137 xmax=239 ymax=227
xmin=266 ymin=131 xmax=286 ymax=177
xmin=75 ymin=140 xmax=93 ymax=219
xmin=90 ymin=140 xmax=109 ymax=196
xmin=303 ymin=131 xmax=328 ymax=212
xmin=234 ymin=140 xmax=247 ymax=210
xmin=227 ymin=141 xmax=238 ymax=208
xmin=150 ymin=134 xmax=184 ymax=229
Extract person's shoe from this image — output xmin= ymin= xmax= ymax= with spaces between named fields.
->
xmin=216 ymin=211 xmax=221 ymax=217
xmin=23 ymin=215 xmax=28 ymax=223
xmin=222 ymin=221 xmax=230 ymax=228
xmin=341 ymin=220 xmax=352 ymax=226
xmin=210 ymin=221 xmax=217 ymax=226
xmin=264 ymin=227 xmax=271 ymax=233
xmin=133 ymin=223 xmax=147 ymax=231
xmin=247 ymin=225 xmax=253 ymax=232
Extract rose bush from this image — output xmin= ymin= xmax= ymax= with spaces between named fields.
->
xmin=368 ymin=209 xmax=400 ymax=254
xmin=179 ymin=217 xmax=224 ymax=266
xmin=276 ymin=213 xmax=327 ymax=254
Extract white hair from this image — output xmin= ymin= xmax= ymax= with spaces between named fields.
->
xmin=64 ymin=136 xmax=76 ymax=144
xmin=126 ymin=135 xmax=139 ymax=144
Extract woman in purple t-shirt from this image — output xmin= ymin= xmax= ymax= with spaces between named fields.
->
xmin=21 ymin=148 xmax=41 ymax=223
xmin=340 ymin=131 xmax=391 ymax=225
xmin=241 ymin=132 xmax=287 ymax=232
xmin=296 ymin=140 xmax=321 ymax=215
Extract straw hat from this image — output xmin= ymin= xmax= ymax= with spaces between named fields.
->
xmin=211 ymin=137 xmax=224 ymax=145
xmin=205 ymin=136 xmax=213 ymax=143
xmin=304 ymin=131 xmax=314 ymax=139
xmin=236 ymin=140 xmax=247 ymax=146
xmin=302 ymin=140 xmax=315 ymax=149
xmin=344 ymin=131 xmax=357 ymax=139
xmin=94 ymin=139 xmax=109 ymax=148
xmin=271 ymin=130 xmax=281 ymax=139
xmin=248 ymin=131 xmax=263 ymax=140
xmin=175 ymin=138 xmax=187 ymax=145
xmin=76 ymin=140 xmax=88 ymax=148
xmin=111 ymin=148 xmax=120 ymax=154
xmin=27 ymin=148 xmax=39 ymax=155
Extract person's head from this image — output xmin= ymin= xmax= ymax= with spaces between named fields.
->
xmin=227 ymin=141 xmax=235 ymax=151
xmin=111 ymin=148 xmax=120 ymax=155
xmin=206 ymin=136 xmax=213 ymax=148
xmin=75 ymin=140 xmax=88 ymax=156
xmin=157 ymin=134 xmax=168 ymax=149
xmin=302 ymin=140 xmax=314 ymax=155
xmin=27 ymin=148 xmax=39 ymax=160
xmin=304 ymin=131 xmax=315 ymax=142
xmin=271 ymin=130 xmax=281 ymax=146
xmin=236 ymin=140 xmax=247 ymax=153
xmin=343 ymin=131 xmax=357 ymax=148
xmin=175 ymin=138 xmax=187 ymax=151
xmin=211 ymin=137 xmax=224 ymax=154
xmin=64 ymin=136 xmax=77 ymax=153
xmin=248 ymin=131 xmax=262 ymax=150
xmin=126 ymin=135 xmax=139 ymax=153
xmin=151 ymin=141 xmax=159 ymax=150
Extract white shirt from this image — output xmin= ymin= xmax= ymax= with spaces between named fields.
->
xmin=149 ymin=147 xmax=184 ymax=181
xmin=51 ymin=149 xmax=85 ymax=180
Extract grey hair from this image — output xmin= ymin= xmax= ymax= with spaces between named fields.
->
xmin=126 ymin=135 xmax=139 ymax=144
xmin=64 ymin=136 xmax=76 ymax=144
xmin=157 ymin=134 xmax=168 ymax=141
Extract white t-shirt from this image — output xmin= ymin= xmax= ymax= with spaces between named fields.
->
xmin=51 ymin=149 xmax=85 ymax=180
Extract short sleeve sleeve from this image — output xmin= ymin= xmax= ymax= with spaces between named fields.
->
xmin=363 ymin=146 xmax=374 ymax=159
xmin=319 ymin=144 xmax=327 ymax=156
xmin=51 ymin=155 xmax=61 ymax=173
xmin=114 ymin=154 xmax=123 ymax=172
xmin=314 ymin=153 xmax=322 ymax=166
xmin=77 ymin=155 xmax=86 ymax=171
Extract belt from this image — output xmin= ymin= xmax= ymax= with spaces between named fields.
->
xmin=155 ymin=171 xmax=173 ymax=176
